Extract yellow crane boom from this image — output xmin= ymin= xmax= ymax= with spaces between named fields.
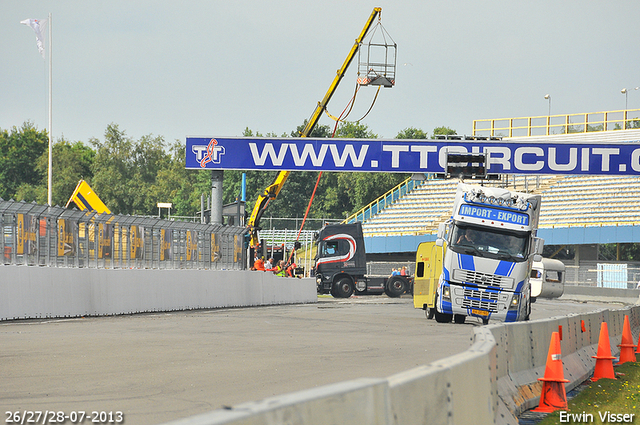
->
xmin=247 ymin=7 xmax=382 ymax=247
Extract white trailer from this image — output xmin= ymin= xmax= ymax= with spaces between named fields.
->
xmin=530 ymin=258 xmax=565 ymax=300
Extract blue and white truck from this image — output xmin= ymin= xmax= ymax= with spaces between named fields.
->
xmin=433 ymin=183 xmax=544 ymax=324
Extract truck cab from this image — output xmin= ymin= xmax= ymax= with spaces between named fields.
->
xmin=314 ymin=222 xmax=412 ymax=298
xmin=435 ymin=183 xmax=544 ymax=324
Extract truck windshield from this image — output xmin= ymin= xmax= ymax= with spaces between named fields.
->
xmin=450 ymin=223 xmax=529 ymax=262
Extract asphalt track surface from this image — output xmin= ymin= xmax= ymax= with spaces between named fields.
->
xmin=0 ymin=296 xmax=620 ymax=425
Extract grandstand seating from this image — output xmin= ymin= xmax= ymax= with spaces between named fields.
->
xmin=361 ymin=174 xmax=640 ymax=236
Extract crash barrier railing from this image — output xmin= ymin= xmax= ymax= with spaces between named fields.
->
xmin=258 ymin=229 xmax=316 ymax=276
xmin=473 ymin=108 xmax=640 ymax=138
xmin=344 ymin=176 xmax=420 ymax=225
xmin=257 ymin=229 xmax=315 ymax=249
xmin=162 ymin=300 xmax=640 ymax=425
xmin=0 ymin=199 xmax=247 ymax=270
xmin=259 ymin=216 xmax=341 ymax=231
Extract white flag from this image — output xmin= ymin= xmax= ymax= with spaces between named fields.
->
xmin=21 ymin=18 xmax=47 ymax=59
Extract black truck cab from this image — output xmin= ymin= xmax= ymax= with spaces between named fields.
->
xmin=314 ymin=222 xmax=412 ymax=298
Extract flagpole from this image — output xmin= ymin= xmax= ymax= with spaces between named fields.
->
xmin=47 ymin=12 xmax=52 ymax=206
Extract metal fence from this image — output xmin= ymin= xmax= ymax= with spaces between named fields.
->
xmin=565 ymin=261 xmax=640 ymax=289
xmin=258 ymin=229 xmax=316 ymax=276
xmin=472 ymin=108 xmax=640 ymax=137
xmin=1 ymin=199 xmax=247 ymax=270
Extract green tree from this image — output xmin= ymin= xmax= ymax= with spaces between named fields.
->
xmin=90 ymin=124 xmax=136 ymax=214
xmin=598 ymin=243 xmax=640 ymax=261
xmin=334 ymin=121 xmax=378 ymax=139
xmin=45 ymin=139 xmax=94 ymax=206
xmin=91 ymin=123 xmax=170 ymax=215
xmin=432 ymin=126 xmax=457 ymax=137
xmin=290 ymin=120 xmax=332 ymax=138
xmin=0 ymin=122 xmax=48 ymax=201
xmin=131 ymin=134 xmax=171 ymax=213
xmin=150 ymin=141 xmax=210 ymax=217
xmin=12 ymin=138 xmax=96 ymax=206
xmin=396 ymin=127 xmax=428 ymax=139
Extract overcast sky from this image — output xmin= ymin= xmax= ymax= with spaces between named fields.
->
xmin=3 ymin=1 xmax=640 ymax=145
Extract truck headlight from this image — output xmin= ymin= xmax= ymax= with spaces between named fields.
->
xmin=316 ymin=275 xmax=322 ymax=285
xmin=442 ymin=286 xmax=451 ymax=301
xmin=509 ymin=295 xmax=520 ymax=310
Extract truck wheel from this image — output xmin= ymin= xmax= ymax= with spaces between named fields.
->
xmin=384 ymin=277 xmax=406 ymax=298
xmin=426 ymin=308 xmax=435 ymax=320
xmin=433 ymin=293 xmax=453 ymax=323
xmin=434 ymin=310 xmax=453 ymax=323
xmin=454 ymin=314 xmax=466 ymax=324
xmin=332 ymin=278 xmax=354 ymax=298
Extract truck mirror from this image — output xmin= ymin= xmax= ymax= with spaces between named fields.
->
xmin=435 ymin=238 xmax=444 ymax=247
xmin=437 ymin=223 xmax=446 ymax=239
xmin=533 ymin=254 xmax=542 ymax=262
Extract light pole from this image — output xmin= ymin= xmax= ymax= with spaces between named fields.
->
xmin=544 ymin=94 xmax=551 ymax=135
xmin=621 ymin=87 xmax=638 ymax=129
xmin=621 ymin=87 xmax=639 ymax=110
xmin=544 ymin=94 xmax=551 ymax=116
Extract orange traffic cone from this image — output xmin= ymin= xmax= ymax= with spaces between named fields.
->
xmin=592 ymin=322 xmax=616 ymax=381
xmin=533 ymin=331 xmax=569 ymax=413
xmin=618 ymin=316 xmax=637 ymax=365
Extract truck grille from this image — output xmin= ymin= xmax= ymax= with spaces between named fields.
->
xmin=453 ymin=269 xmax=513 ymax=288
xmin=462 ymin=288 xmax=499 ymax=312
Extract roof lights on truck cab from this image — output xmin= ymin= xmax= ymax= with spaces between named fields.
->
xmin=463 ymin=189 xmax=532 ymax=212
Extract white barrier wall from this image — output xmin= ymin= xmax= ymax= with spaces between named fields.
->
xmin=0 ymin=266 xmax=317 ymax=321
xmin=162 ymin=304 xmax=640 ymax=425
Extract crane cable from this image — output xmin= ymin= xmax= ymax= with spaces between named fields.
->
xmin=291 ymin=92 xmax=354 ymax=263
xmin=324 ymin=83 xmax=382 ymax=127
xmin=323 ymin=82 xmax=360 ymax=122
xmin=353 ymin=85 xmax=381 ymax=122
xmin=290 ymin=84 xmax=382 ymax=265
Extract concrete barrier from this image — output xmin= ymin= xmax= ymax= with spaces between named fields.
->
xmin=561 ymin=285 xmax=640 ymax=305
xmin=0 ymin=266 xmax=317 ymax=321
xmin=160 ymin=303 xmax=640 ymax=425
xmin=387 ymin=328 xmax=498 ymax=425
xmin=157 ymin=378 xmax=392 ymax=425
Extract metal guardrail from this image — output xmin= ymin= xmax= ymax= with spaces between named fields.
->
xmin=258 ymin=229 xmax=315 ymax=248
xmin=473 ymin=108 xmax=640 ymax=137
xmin=258 ymin=229 xmax=317 ymax=276
xmin=343 ymin=177 xmax=419 ymax=224
xmin=0 ymin=199 xmax=247 ymax=270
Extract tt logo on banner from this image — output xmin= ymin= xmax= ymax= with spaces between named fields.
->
xmin=192 ymin=138 xmax=226 ymax=167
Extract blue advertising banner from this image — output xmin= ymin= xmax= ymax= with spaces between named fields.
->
xmin=185 ymin=136 xmax=640 ymax=175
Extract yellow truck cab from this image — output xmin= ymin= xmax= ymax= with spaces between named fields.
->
xmin=413 ymin=241 xmax=443 ymax=318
